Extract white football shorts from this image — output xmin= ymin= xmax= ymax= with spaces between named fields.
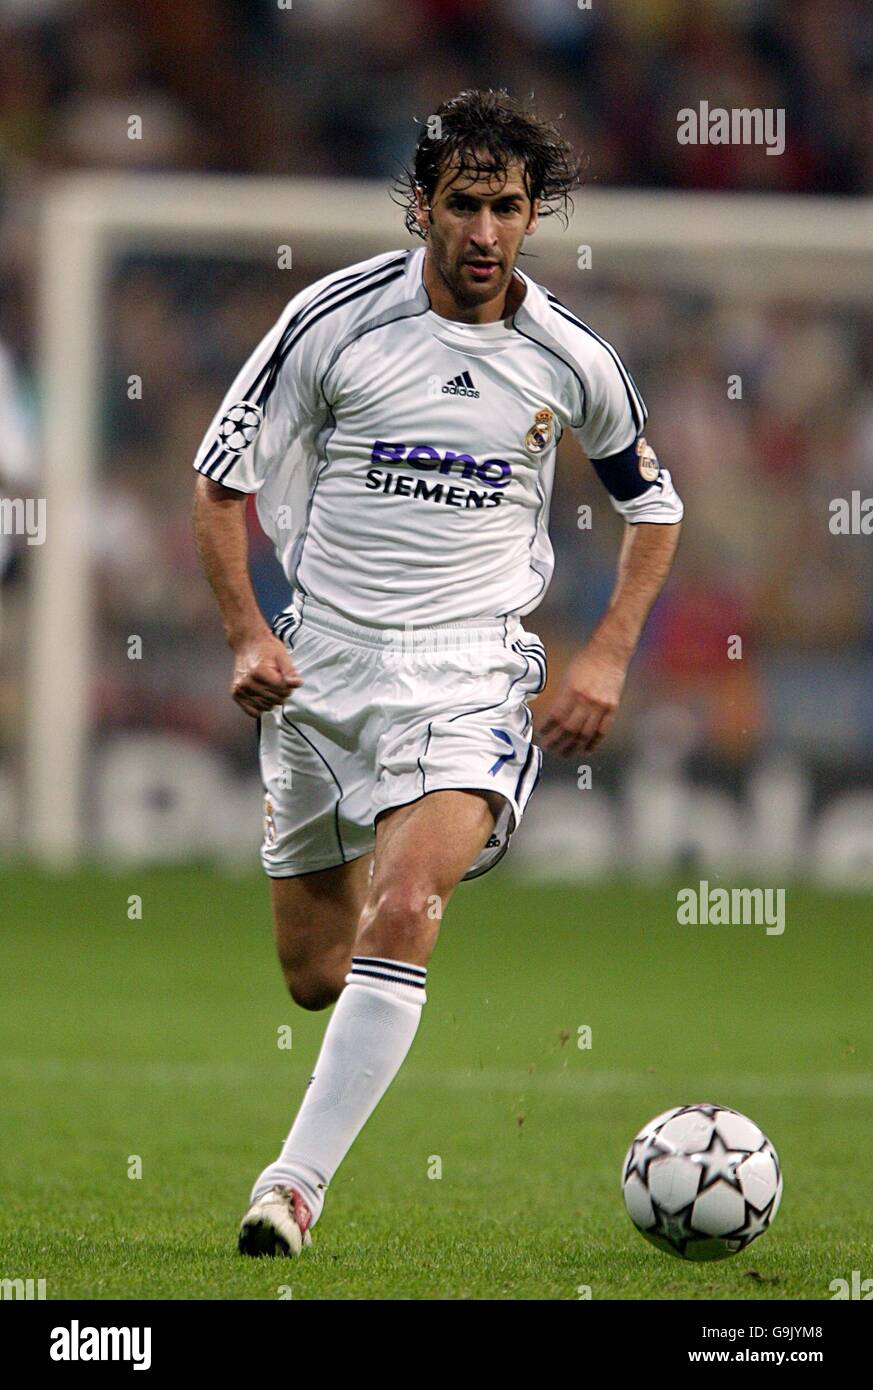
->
xmin=258 ymin=592 xmax=546 ymax=881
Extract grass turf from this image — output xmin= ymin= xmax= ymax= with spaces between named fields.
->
xmin=0 ymin=866 xmax=869 ymax=1300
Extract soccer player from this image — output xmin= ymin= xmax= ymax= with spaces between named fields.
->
xmin=192 ymin=90 xmax=683 ymax=1256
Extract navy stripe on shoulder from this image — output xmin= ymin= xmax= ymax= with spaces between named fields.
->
xmin=198 ymin=256 xmax=406 ymax=479
xmin=546 ymin=295 xmax=647 ymax=431
xmin=198 ymin=257 xmax=408 ymax=480
xmin=510 ymin=319 xmax=588 ymax=430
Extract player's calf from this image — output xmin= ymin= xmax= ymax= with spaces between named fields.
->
xmin=270 ymin=856 xmax=371 ymax=1008
xmin=280 ymin=962 xmax=348 ymax=1011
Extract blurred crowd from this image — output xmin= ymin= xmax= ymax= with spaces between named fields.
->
xmin=83 ymin=250 xmax=873 ymax=772
xmin=1 ymin=0 xmax=872 ymax=784
xmin=1 ymin=0 xmax=872 ymax=191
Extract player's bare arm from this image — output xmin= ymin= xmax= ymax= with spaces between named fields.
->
xmin=189 ymin=89 xmax=684 ymax=1261
xmin=540 ymin=518 xmax=682 ymax=756
xmin=192 ymin=474 xmax=300 ymax=717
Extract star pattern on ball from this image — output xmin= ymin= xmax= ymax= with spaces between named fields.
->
xmin=624 ymin=1135 xmax=671 ymax=1184
xmin=623 ymin=1105 xmax=781 ymax=1263
xmin=728 ymin=1199 xmax=776 ymax=1247
xmin=690 ymin=1130 xmax=747 ymax=1191
xmin=651 ymin=1203 xmax=694 ymax=1250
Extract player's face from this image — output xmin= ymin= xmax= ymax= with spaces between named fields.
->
xmin=418 ymin=158 xmax=539 ymax=313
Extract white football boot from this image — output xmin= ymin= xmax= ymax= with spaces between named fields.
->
xmin=238 ymin=1185 xmax=313 ymax=1257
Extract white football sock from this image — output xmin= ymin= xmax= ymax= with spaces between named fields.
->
xmin=250 ymin=957 xmax=427 ymax=1223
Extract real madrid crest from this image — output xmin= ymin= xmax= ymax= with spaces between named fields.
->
xmin=263 ymin=796 xmax=277 ymax=847
xmin=524 ymin=408 xmax=555 ymax=455
xmin=636 ymin=435 xmax=659 ymax=483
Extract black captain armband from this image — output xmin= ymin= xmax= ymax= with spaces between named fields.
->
xmin=590 ymin=435 xmax=662 ymax=502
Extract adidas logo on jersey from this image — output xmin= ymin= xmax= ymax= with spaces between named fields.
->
xmin=442 ymin=371 xmax=480 ymax=399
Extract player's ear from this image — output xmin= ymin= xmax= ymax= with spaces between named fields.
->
xmin=525 ymin=199 xmax=540 ymax=236
xmin=414 ymin=184 xmax=431 ymax=237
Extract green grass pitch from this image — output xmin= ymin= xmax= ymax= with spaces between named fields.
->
xmin=0 ymin=866 xmax=869 ymax=1300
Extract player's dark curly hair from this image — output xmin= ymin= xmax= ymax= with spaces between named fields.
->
xmin=395 ymin=89 xmax=583 ymax=239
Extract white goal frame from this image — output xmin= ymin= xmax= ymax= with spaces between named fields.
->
xmin=30 ymin=173 xmax=873 ymax=861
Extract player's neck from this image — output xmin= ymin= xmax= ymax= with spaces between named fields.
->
xmin=423 ymin=254 xmax=525 ymax=324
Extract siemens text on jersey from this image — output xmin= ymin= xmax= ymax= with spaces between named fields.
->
xmin=193 ymin=248 xmax=683 ymax=627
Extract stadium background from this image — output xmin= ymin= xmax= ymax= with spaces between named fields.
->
xmin=2 ymin=0 xmax=873 ymax=881
xmin=0 ymin=0 xmax=872 ymax=1304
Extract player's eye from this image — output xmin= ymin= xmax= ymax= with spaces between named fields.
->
xmin=448 ymin=198 xmax=521 ymax=216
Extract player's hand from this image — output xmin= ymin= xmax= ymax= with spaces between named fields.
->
xmin=538 ymin=641 xmax=629 ymax=756
xmin=230 ymin=633 xmax=302 ymax=717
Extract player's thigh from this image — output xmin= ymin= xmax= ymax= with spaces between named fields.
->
xmin=356 ymin=789 xmax=501 ymax=962
xmin=271 ymin=852 xmax=374 ymax=998
xmin=373 ymin=787 xmax=501 ymax=884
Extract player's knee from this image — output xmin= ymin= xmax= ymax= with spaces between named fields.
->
xmin=358 ymin=883 xmax=434 ymax=956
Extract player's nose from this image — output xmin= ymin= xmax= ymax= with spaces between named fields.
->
xmin=468 ymin=211 xmax=499 ymax=248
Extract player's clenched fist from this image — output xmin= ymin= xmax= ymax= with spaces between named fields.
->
xmin=231 ymin=634 xmax=302 ymax=717
xmin=539 ymin=642 xmax=628 ymax=756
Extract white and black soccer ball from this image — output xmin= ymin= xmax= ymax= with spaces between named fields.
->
xmin=217 ymin=401 xmax=263 ymax=454
xmin=621 ymin=1103 xmax=782 ymax=1262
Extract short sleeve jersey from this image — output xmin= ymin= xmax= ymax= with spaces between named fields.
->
xmin=194 ymin=248 xmax=683 ymax=626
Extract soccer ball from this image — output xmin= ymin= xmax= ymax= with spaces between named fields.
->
xmin=621 ymin=1103 xmax=782 ymax=1261
xmin=217 ymin=401 xmax=262 ymax=453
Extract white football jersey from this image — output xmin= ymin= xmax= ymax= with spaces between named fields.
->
xmin=194 ymin=247 xmax=683 ymax=627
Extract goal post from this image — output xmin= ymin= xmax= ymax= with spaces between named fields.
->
xmin=29 ymin=173 xmax=873 ymax=862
